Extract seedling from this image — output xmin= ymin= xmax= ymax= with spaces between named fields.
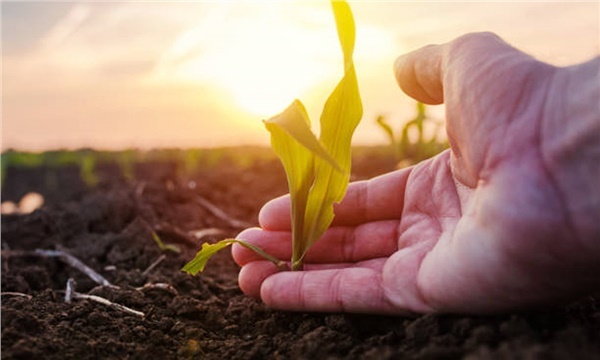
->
xmin=375 ymin=102 xmax=448 ymax=165
xmin=183 ymin=0 xmax=362 ymax=274
xmin=151 ymin=231 xmax=181 ymax=254
xmin=80 ymin=154 xmax=99 ymax=186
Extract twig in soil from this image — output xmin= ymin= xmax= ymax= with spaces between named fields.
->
xmin=34 ymin=249 xmax=114 ymax=287
xmin=2 ymin=249 xmax=115 ymax=288
xmin=196 ymin=196 xmax=252 ymax=229
xmin=135 ymin=283 xmax=178 ymax=296
xmin=0 ymin=292 xmax=33 ymax=300
xmin=63 ymin=279 xmax=145 ymax=317
xmin=141 ymin=254 xmax=166 ymax=276
xmin=190 ymin=228 xmax=226 ymax=240
xmin=64 ymin=278 xmax=76 ymax=303
xmin=73 ymin=293 xmax=145 ymax=317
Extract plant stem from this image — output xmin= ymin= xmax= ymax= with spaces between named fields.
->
xmin=291 ymin=261 xmax=304 ymax=271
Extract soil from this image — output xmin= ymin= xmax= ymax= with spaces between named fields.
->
xmin=2 ymin=147 xmax=599 ymax=360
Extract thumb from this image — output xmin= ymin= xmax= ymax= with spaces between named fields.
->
xmin=394 ymin=44 xmax=444 ymax=105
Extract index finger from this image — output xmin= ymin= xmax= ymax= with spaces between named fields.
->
xmin=259 ymin=166 xmax=412 ymax=231
xmin=260 ymin=265 xmax=399 ymax=314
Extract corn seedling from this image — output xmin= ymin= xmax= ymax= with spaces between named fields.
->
xmin=376 ymin=102 xmax=448 ymax=166
xmin=183 ymin=0 xmax=362 ymax=274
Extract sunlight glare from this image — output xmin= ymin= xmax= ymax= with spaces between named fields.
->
xmin=152 ymin=4 xmax=340 ymax=118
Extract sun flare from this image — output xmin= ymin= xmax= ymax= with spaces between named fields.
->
xmin=152 ymin=3 xmax=340 ymax=118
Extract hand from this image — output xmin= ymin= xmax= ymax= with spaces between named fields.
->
xmin=232 ymin=32 xmax=600 ymax=314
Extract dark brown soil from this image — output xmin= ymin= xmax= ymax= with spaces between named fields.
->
xmin=2 ymin=147 xmax=599 ymax=360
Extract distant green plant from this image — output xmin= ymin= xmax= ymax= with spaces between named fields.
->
xmin=1 ymin=151 xmax=45 ymax=168
xmin=116 ymin=150 xmax=136 ymax=181
xmin=376 ymin=102 xmax=448 ymax=165
xmin=183 ymin=0 xmax=362 ymax=274
xmin=183 ymin=149 xmax=204 ymax=175
xmin=80 ymin=154 xmax=99 ymax=187
xmin=0 ymin=150 xmax=101 ymax=187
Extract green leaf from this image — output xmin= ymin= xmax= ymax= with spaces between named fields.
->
xmin=182 ymin=239 xmax=284 ymax=275
xmin=264 ymin=100 xmax=341 ymax=172
xmin=302 ymin=59 xmax=362 ymax=260
xmin=332 ymin=0 xmax=355 ymax=71
xmin=263 ymin=0 xmax=362 ymax=270
xmin=264 ymin=102 xmax=314 ymax=267
xmin=301 ymin=0 xmax=362 ymax=262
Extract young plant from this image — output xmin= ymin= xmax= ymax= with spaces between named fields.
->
xmin=375 ymin=102 xmax=448 ymax=166
xmin=183 ymin=0 xmax=362 ymax=274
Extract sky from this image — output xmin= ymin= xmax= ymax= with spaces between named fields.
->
xmin=2 ymin=1 xmax=599 ymax=151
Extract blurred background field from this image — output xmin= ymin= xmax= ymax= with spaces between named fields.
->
xmin=3 ymin=2 xmax=598 ymax=152
xmin=0 ymin=145 xmax=400 ymax=215
xmin=1 ymin=100 xmax=448 ymax=215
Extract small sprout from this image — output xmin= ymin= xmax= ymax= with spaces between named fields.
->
xmin=183 ymin=0 xmax=362 ymax=274
xmin=375 ymin=102 xmax=449 ymax=165
xmin=152 ymin=231 xmax=181 ymax=254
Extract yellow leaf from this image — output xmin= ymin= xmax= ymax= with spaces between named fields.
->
xmin=264 ymin=0 xmax=362 ymax=269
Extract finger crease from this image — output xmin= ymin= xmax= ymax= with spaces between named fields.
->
xmin=343 ymin=227 xmax=356 ymax=262
xmin=331 ymin=271 xmax=346 ymax=313
xmin=297 ymin=272 xmax=307 ymax=310
xmin=360 ymin=182 xmax=370 ymax=222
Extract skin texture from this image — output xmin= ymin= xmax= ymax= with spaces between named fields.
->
xmin=232 ymin=32 xmax=600 ymax=314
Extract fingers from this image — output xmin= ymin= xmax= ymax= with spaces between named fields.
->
xmin=237 ymin=261 xmax=280 ymax=298
xmin=232 ymin=219 xmax=399 ymax=266
xmin=258 ymin=166 xmax=413 ymax=231
xmin=240 ymin=260 xmax=399 ymax=314
xmin=262 ymin=268 xmax=392 ymax=313
xmin=333 ymin=168 xmax=411 ymax=226
xmin=394 ymin=32 xmax=523 ymax=106
xmin=394 ymin=44 xmax=443 ymax=105
xmin=237 ymin=235 xmax=438 ymax=314
xmin=237 ymin=258 xmax=387 ymax=298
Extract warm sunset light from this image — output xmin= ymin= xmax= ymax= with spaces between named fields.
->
xmin=2 ymin=2 xmax=599 ymax=150
xmin=150 ymin=4 xmax=338 ymax=117
xmin=148 ymin=3 xmax=394 ymax=120
xmin=3 ymin=3 xmax=600 ymax=355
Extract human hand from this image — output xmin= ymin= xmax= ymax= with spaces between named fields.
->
xmin=232 ymin=32 xmax=600 ymax=314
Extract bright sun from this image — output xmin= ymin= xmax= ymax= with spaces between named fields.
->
xmin=153 ymin=3 xmax=340 ymax=118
